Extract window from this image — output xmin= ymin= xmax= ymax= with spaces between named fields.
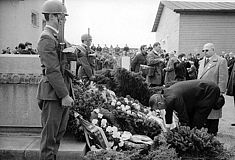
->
xmin=31 ymin=11 xmax=39 ymax=27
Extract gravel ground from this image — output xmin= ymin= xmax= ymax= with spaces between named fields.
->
xmin=216 ymin=95 xmax=235 ymax=159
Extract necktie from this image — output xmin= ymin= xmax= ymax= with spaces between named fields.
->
xmin=204 ymin=58 xmax=209 ymax=67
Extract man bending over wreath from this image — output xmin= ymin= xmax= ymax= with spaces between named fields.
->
xmin=149 ymin=79 xmax=224 ymax=132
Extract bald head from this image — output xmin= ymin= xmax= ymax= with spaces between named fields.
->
xmin=203 ymin=43 xmax=215 ymax=58
xmin=204 ymin=43 xmax=214 ymax=50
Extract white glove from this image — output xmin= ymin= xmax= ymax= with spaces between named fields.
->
xmin=62 ymin=95 xmax=74 ymax=108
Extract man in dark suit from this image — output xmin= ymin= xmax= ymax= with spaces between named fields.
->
xmin=37 ymin=0 xmax=74 ymax=159
xmin=131 ymin=45 xmax=148 ymax=73
xmin=149 ymin=80 xmax=221 ymax=130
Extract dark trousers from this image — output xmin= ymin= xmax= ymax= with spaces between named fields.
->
xmin=38 ymin=100 xmax=70 ymax=160
xmin=188 ymin=106 xmax=213 ymax=130
xmin=206 ymin=119 xmax=219 ymax=135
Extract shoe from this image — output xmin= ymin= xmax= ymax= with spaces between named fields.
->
xmin=231 ymin=124 xmax=235 ymax=126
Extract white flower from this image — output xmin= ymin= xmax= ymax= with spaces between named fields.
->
xmin=92 ymin=119 xmax=98 ymax=125
xmin=121 ymin=104 xmax=125 ymax=108
xmin=98 ymin=113 xmax=103 ymax=119
xmin=124 ymin=98 xmax=129 ymax=103
xmin=118 ymin=140 xmax=124 ymax=147
xmin=108 ymin=141 xmax=114 ymax=148
xmin=106 ymin=126 xmax=112 ymax=133
xmin=125 ymin=105 xmax=130 ymax=110
xmin=90 ymin=145 xmax=98 ymax=151
xmin=121 ymin=131 xmax=132 ymax=141
xmin=122 ymin=107 xmax=126 ymax=112
xmin=101 ymin=119 xmax=107 ymax=128
xmin=74 ymin=112 xmax=79 ymax=118
xmin=93 ymin=108 xmax=100 ymax=113
xmin=112 ymin=131 xmax=121 ymax=139
xmin=132 ymin=103 xmax=137 ymax=106
xmin=111 ymin=126 xmax=118 ymax=133
xmin=134 ymin=104 xmax=140 ymax=110
xmin=113 ymin=146 xmax=118 ymax=150
xmin=116 ymin=106 xmax=121 ymax=110
xmin=111 ymin=101 xmax=116 ymax=106
xmin=126 ymin=110 xmax=131 ymax=115
xmin=116 ymin=101 xmax=121 ymax=105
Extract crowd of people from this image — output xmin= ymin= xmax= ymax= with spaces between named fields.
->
xmin=1 ymin=42 xmax=37 ymax=55
xmin=133 ymin=42 xmax=234 ymax=136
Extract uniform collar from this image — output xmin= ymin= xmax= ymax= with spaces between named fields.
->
xmin=81 ymin=43 xmax=88 ymax=48
xmin=45 ymin=25 xmax=59 ymax=35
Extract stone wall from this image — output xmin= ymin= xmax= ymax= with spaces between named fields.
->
xmin=0 ymin=55 xmax=42 ymax=127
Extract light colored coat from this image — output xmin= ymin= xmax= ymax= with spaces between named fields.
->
xmin=146 ymin=50 xmax=165 ymax=85
xmin=197 ymin=54 xmax=228 ymax=119
xmin=164 ymin=56 xmax=178 ymax=84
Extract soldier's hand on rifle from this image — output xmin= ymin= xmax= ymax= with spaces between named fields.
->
xmin=62 ymin=95 xmax=74 ymax=108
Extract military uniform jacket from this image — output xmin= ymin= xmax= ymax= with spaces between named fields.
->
xmin=77 ymin=44 xmax=94 ymax=79
xmin=197 ymin=54 xmax=228 ymax=119
xmin=37 ymin=26 xmax=73 ymax=100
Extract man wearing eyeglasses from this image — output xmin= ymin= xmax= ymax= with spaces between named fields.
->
xmin=197 ymin=43 xmax=228 ymax=135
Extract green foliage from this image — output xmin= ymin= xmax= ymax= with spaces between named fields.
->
xmin=114 ymin=68 xmax=150 ymax=106
xmin=94 ymin=68 xmax=176 ymax=106
xmin=84 ymin=136 xmax=179 ymax=160
xmin=72 ymin=83 xmax=106 ymax=120
xmin=67 ymin=82 xmax=107 ymax=141
xmin=165 ymin=126 xmax=231 ymax=159
xmin=112 ymin=109 xmax=161 ymax=139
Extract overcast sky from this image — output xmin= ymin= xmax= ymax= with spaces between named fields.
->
xmin=64 ymin=0 xmax=235 ymax=48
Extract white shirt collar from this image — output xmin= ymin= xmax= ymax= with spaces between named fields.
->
xmin=45 ymin=25 xmax=59 ymax=34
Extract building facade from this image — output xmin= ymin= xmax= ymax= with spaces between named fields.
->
xmin=152 ymin=1 xmax=235 ymax=55
xmin=0 ymin=0 xmax=45 ymax=51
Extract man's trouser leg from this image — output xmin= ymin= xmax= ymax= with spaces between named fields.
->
xmin=39 ymin=100 xmax=69 ymax=160
xmin=54 ymin=107 xmax=70 ymax=155
xmin=206 ymin=119 xmax=219 ymax=135
xmin=192 ymin=106 xmax=213 ymax=129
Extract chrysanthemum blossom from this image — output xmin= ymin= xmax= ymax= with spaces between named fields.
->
xmin=101 ymin=119 xmax=107 ymax=127
xmin=92 ymin=119 xmax=98 ymax=125
xmin=94 ymin=108 xmax=100 ymax=113
xmin=98 ymin=113 xmax=103 ymax=119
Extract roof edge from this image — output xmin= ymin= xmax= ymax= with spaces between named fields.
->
xmin=152 ymin=2 xmax=164 ymax=32
xmin=174 ymin=9 xmax=235 ymax=13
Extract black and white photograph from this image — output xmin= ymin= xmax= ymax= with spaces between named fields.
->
xmin=0 ymin=0 xmax=235 ymax=159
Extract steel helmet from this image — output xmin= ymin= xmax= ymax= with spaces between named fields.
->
xmin=42 ymin=0 xmax=68 ymax=16
xmin=81 ymin=34 xmax=92 ymax=42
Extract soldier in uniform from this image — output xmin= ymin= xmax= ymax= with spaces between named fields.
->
xmin=37 ymin=0 xmax=74 ymax=159
xmin=76 ymin=34 xmax=96 ymax=81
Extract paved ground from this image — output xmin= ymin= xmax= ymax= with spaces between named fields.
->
xmin=216 ymin=95 xmax=235 ymax=156
xmin=0 ymin=134 xmax=86 ymax=160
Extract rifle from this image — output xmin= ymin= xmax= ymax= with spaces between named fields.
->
xmin=57 ymin=0 xmax=78 ymax=79
xmin=58 ymin=0 xmax=66 ymax=62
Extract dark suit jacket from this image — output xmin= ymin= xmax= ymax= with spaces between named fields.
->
xmin=174 ymin=61 xmax=190 ymax=81
xmin=131 ymin=52 xmax=147 ymax=72
xmin=163 ymin=80 xmax=220 ymax=125
xmin=37 ymin=26 xmax=73 ymax=100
